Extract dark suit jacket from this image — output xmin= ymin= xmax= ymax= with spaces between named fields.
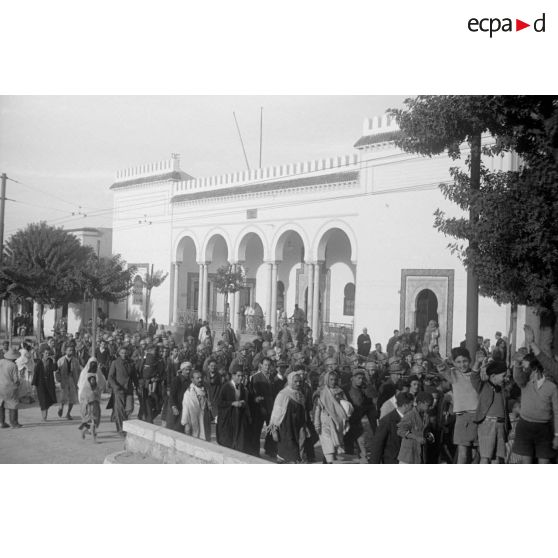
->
xmin=217 ymin=381 xmax=251 ymax=451
xmin=108 ymin=358 xmax=138 ymax=394
xmin=369 ymin=408 xmax=402 ymax=464
xmin=169 ymin=374 xmax=190 ymax=411
xmin=224 ymin=328 xmax=237 ymax=347
xmin=471 ymin=369 xmax=507 ymax=426
xmin=249 ymin=371 xmax=274 ymax=422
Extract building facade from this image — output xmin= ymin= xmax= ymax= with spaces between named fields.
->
xmin=40 ymin=227 xmax=113 ymax=335
xmin=109 ymin=115 xmax=517 ymax=349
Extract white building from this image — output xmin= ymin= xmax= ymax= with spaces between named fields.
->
xmin=41 ymin=227 xmax=113 ymax=335
xmin=109 ymin=114 xmax=520 ymax=351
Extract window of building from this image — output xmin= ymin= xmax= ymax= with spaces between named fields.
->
xmin=132 ymin=275 xmax=144 ymax=305
xmin=343 ymin=282 xmax=355 ymax=316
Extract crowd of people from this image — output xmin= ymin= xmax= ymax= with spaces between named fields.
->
xmin=11 ymin=312 xmax=33 ymax=338
xmin=1 ymin=313 xmax=557 ymax=464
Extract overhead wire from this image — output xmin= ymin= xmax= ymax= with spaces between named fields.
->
xmin=12 ymin=168 xmax=443 ymax=235
xmin=4 ymin=148 xmax=448 ymax=234
xmin=7 ymin=176 xmax=109 ymax=211
xmin=112 ymin=181 xmax=442 ymax=234
xmin=50 ymin=153 xmax=414 ymax=225
xmin=31 ymin=151 xmax=388 ymax=222
xmin=9 ymin=198 xmax=73 ymax=214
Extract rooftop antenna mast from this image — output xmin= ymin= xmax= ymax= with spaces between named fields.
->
xmin=233 ymin=112 xmax=251 ymax=171
xmin=259 ymin=106 xmax=263 ymax=169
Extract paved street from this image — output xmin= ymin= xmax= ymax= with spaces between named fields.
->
xmin=0 ymin=389 xmax=363 ymax=464
xmin=0 ymin=393 xmax=129 ymax=463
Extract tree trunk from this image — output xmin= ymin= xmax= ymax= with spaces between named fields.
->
xmin=36 ymin=302 xmax=44 ymax=343
xmin=224 ymin=292 xmax=228 ymax=332
xmin=3 ymin=301 xmax=8 ymax=340
xmin=145 ymin=263 xmax=154 ymax=322
xmin=508 ymin=303 xmax=518 ymax=367
xmin=91 ymin=298 xmax=98 ymax=352
xmin=145 ymin=289 xmax=151 ymax=322
xmin=465 ymin=133 xmax=481 ymax=361
xmin=6 ymin=302 xmax=12 ymax=344
xmin=538 ymin=306 xmax=555 ymax=357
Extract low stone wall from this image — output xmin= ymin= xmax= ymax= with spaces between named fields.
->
xmin=104 ymin=450 xmax=164 ymax=464
xmin=123 ymin=420 xmax=270 ymax=464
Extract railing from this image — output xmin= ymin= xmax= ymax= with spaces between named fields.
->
xmin=238 ymin=314 xmax=266 ymax=335
xmin=177 ymin=309 xmax=198 ymax=326
xmin=208 ymin=311 xmax=225 ymax=325
xmin=320 ymin=322 xmax=354 ymax=346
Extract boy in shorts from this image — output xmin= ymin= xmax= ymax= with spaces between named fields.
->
xmin=512 ymin=353 xmax=558 ymax=464
xmin=433 ymin=348 xmax=479 ymax=463
xmin=471 ymin=355 xmax=508 ymax=464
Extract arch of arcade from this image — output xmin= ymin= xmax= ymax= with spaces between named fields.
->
xmin=170 ymin=223 xmax=357 ymax=340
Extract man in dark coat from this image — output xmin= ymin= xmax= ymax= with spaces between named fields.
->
xmin=369 ymin=392 xmax=414 ymax=463
xmin=216 ymin=369 xmax=251 ymax=452
xmin=32 ymin=349 xmax=57 ymax=421
xmin=357 ymin=328 xmax=372 ymax=359
xmin=494 ymin=331 xmax=507 ymax=362
xmin=139 ymin=348 xmax=165 ymax=424
xmin=167 ymin=361 xmax=192 ymax=432
xmin=277 ymin=324 xmax=293 ymax=345
xmin=95 ymin=340 xmax=113 ymax=382
xmin=273 ymin=362 xmax=288 ymax=397
xmin=248 ymin=357 xmax=275 ymax=457
xmin=223 ymin=322 xmax=238 ymax=348
xmin=108 ymin=347 xmax=139 ymax=436
xmin=229 ymin=345 xmax=250 ymax=376
xmin=193 ymin=319 xmax=203 ymax=342
xmin=386 ymin=330 xmax=400 ymax=358
xmin=343 ymin=369 xmax=377 ymax=462
xmin=147 ymin=318 xmax=158 ymax=337
xmin=183 ymin=321 xmax=194 ymax=342
xmin=262 ymin=325 xmax=273 ymax=343
xmin=56 ymin=345 xmax=81 ymax=420
xmin=206 ymin=362 xmax=223 ymax=422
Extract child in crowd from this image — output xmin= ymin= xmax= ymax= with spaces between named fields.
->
xmin=397 ymin=391 xmax=434 ymax=464
xmin=471 ymin=354 xmax=508 ymax=464
xmin=506 ymin=400 xmax=521 ymax=464
xmin=78 ymin=360 xmax=105 ymax=442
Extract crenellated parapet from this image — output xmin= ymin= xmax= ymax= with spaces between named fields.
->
xmin=361 ymin=113 xmax=399 ymax=136
xmin=173 ymin=153 xmax=359 ymax=195
xmin=115 ymin=154 xmax=181 ymax=181
xmin=111 ymin=154 xmax=194 ymax=190
xmin=354 ymin=113 xmax=402 ymax=150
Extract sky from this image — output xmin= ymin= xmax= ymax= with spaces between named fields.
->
xmin=0 ymin=95 xmax=408 ymax=237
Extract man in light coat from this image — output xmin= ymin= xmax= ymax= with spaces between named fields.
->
xmin=0 ymin=348 xmax=22 ymax=428
xmin=181 ymin=370 xmax=211 ymax=440
xmin=56 ymin=345 xmax=82 ymax=420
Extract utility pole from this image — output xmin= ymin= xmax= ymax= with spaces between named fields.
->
xmin=0 ymin=173 xmax=6 ymax=338
xmin=465 ymin=134 xmax=481 ymax=361
xmin=0 ymin=173 xmax=6 ymax=266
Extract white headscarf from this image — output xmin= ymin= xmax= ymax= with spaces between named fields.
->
xmin=269 ymin=371 xmax=305 ymax=428
xmin=78 ymin=357 xmax=106 ymax=401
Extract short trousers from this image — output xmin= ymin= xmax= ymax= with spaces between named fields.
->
xmin=512 ymin=418 xmax=555 ymax=460
xmin=453 ymin=411 xmax=478 ymax=446
xmin=478 ymin=417 xmax=506 ymax=460
xmin=87 ymin=401 xmax=101 ymax=427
